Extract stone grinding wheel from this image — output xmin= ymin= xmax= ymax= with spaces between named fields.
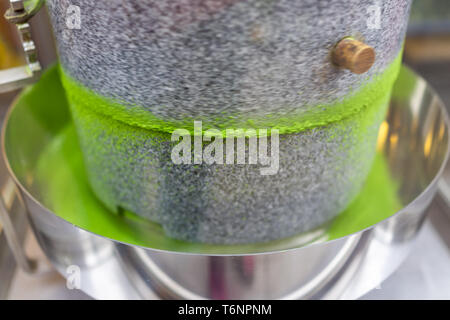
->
xmin=46 ymin=0 xmax=411 ymax=244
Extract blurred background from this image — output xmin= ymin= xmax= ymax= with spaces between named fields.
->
xmin=0 ymin=0 xmax=449 ymax=299
xmin=405 ymin=0 xmax=450 ymax=104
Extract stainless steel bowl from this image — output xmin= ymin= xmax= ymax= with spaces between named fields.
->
xmin=0 ymin=66 xmax=449 ymax=299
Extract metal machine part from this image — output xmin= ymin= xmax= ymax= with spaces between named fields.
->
xmin=0 ymin=174 xmax=28 ymax=298
xmin=4 ymin=0 xmax=44 ymax=24
xmin=0 ymin=183 xmax=35 ymax=272
xmin=49 ymin=0 xmax=408 ymax=245
xmin=0 ymin=0 xmax=42 ymax=93
xmin=0 ymin=66 xmax=448 ymax=299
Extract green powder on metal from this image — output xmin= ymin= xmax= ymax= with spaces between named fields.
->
xmin=34 ymin=123 xmax=401 ymax=249
xmin=6 ymin=64 xmax=403 ymax=252
xmin=327 ymin=152 xmax=402 ymax=239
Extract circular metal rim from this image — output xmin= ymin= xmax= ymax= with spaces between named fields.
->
xmin=2 ymin=65 xmax=449 ymax=257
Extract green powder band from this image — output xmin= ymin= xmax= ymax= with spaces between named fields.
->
xmin=59 ymin=52 xmax=402 ymax=137
xmin=35 ymin=124 xmax=401 ymax=250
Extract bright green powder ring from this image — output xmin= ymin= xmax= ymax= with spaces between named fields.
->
xmin=59 ymin=53 xmax=403 ymax=137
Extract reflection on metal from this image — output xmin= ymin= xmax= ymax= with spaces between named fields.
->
xmin=377 ymin=121 xmax=389 ymax=151
xmin=0 ymin=1 xmax=42 ymax=93
xmin=0 ymin=65 xmax=40 ymax=94
xmin=1 ymin=67 xmax=449 ymax=299
xmin=0 ymin=185 xmax=36 ymax=273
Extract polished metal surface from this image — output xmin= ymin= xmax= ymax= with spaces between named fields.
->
xmin=0 ymin=88 xmax=29 ymax=299
xmin=0 ymin=182 xmax=36 ymax=272
xmin=0 ymin=1 xmax=42 ymax=93
xmin=1 ymin=66 xmax=449 ymax=299
xmin=0 ymin=65 xmax=41 ymax=94
xmin=439 ymin=160 xmax=450 ymax=206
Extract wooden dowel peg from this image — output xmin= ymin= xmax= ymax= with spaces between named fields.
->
xmin=332 ymin=38 xmax=376 ymax=74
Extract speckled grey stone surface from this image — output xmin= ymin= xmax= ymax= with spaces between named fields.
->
xmin=45 ymin=0 xmax=411 ymax=244
xmin=47 ymin=0 xmax=411 ymax=127
xmin=70 ymin=91 xmax=390 ymax=244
